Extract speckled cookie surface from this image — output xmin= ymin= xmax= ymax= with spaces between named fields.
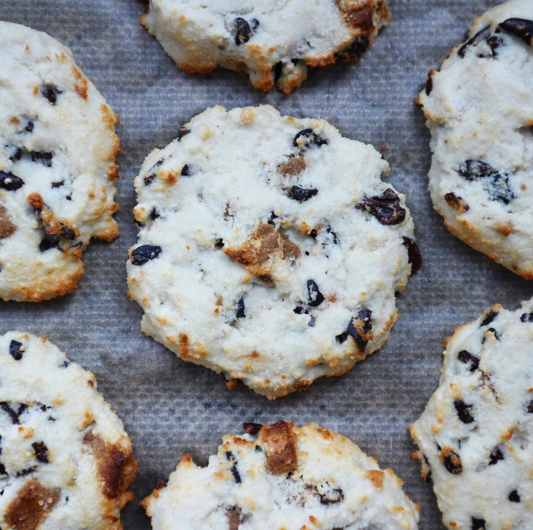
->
xmin=143 ymin=421 xmax=420 ymax=529
xmin=141 ymin=0 xmax=391 ymax=93
xmin=127 ymin=105 xmax=420 ymax=399
xmin=410 ymin=300 xmax=533 ymax=530
xmin=0 ymin=22 xmax=120 ymax=302
xmin=0 ymin=332 xmax=137 ymax=530
xmin=418 ymin=0 xmax=533 ymax=279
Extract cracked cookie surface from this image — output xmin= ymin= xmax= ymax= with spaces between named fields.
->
xmin=410 ymin=300 xmax=533 ymax=530
xmin=418 ymin=0 xmax=533 ymax=278
xmin=0 ymin=332 xmax=137 ymax=530
xmin=141 ymin=0 xmax=391 ymax=93
xmin=127 ymin=105 xmax=419 ymax=398
xmin=0 ymin=22 xmax=120 ymax=302
xmin=142 ymin=421 xmax=420 ymax=529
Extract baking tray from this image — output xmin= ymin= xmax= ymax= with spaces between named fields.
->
xmin=1 ymin=0 xmax=530 ymax=528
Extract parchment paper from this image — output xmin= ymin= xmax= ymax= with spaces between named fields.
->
xmin=1 ymin=0 xmax=530 ymax=528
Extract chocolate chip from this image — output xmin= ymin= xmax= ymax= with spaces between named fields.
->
xmin=39 ymin=238 xmax=59 ymax=252
xmin=31 ymin=151 xmax=53 ymax=167
xmin=289 ymin=186 xmax=318 ymax=202
xmin=337 ymin=35 xmax=370 ymax=61
xmin=360 ymin=188 xmax=406 ymax=225
xmin=0 ymin=402 xmax=20 ymax=424
xmin=341 ymin=308 xmax=373 ymax=350
xmin=0 ymin=171 xmax=24 ymax=191
xmin=32 ymin=442 xmax=49 ymax=463
xmin=215 ymin=238 xmax=224 ymax=249
xmin=131 ymin=245 xmax=162 ymax=265
xmin=236 ymin=297 xmax=246 ymax=319
xmin=51 ymin=180 xmax=64 ymax=188
xmin=225 ymin=451 xmax=241 ymax=483
xmin=181 ymin=164 xmax=191 ymax=177
xmin=454 ymin=400 xmax=475 ymax=424
xmin=480 ymin=310 xmax=498 ymax=327
xmin=24 ymin=121 xmax=34 ymax=133
xmin=144 ymin=174 xmax=156 ymax=186
xmin=458 ymin=26 xmax=491 ymax=57
xmin=177 ymin=126 xmax=191 ymax=141
xmin=442 ymin=449 xmax=462 ymax=474
xmin=307 ymin=280 xmax=325 ymax=307
xmin=458 ymin=350 xmax=480 ymax=372
xmin=471 ymin=518 xmax=486 ymax=530
xmin=402 ymin=237 xmax=423 ymax=273
xmin=489 ymin=446 xmax=504 ymax=465
xmin=41 ymin=85 xmax=61 ymax=105
xmin=521 ymin=313 xmax=533 ymax=322
xmin=243 ymin=422 xmax=262 ymax=435
xmin=293 ymin=129 xmax=328 ymax=149
xmin=509 ymin=489 xmax=521 ymax=503
xmin=294 ymin=306 xmax=308 ymax=315
xmin=234 ymin=17 xmax=252 ymax=45
xmin=150 ymin=208 xmax=160 ymax=221
xmin=499 ymin=18 xmax=533 ymax=46
xmin=8 ymin=340 xmax=23 ymax=361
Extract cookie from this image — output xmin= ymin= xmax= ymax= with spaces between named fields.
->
xmin=0 ymin=22 xmax=120 ymax=302
xmin=417 ymin=0 xmax=533 ymax=279
xmin=127 ymin=105 xmax=420 ymax=398
xmin=0 ymin=331 xmax=137 ymax=529
xmin=142 ymin=421 xmax=420 ymax=529
xmin=410 ymin=300 xmax=533 ymax=530
xmin=141 ymin=0 xmax=391 ymax=94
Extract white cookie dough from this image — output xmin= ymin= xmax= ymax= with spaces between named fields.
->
xmin=141 ymin=0 xmax=391 ymax=93
xmin=411 ymin=300 xmax=533 ymax=530
xmin=418 ymin=0 xmax=533 ymax=279
xmin=143 ymin=421 xmax=420 ymax=529
xmin=0 ymin=332 xmax=137 ymax=530
xmin=127 ymin=105 xmax=420 ymax=399
xmin=0 ymin=22 xmax=120 ymax=302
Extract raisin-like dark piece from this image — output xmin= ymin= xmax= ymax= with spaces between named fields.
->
xmin=24 ymin=121 xmax=34 ymax=133
xmin=293 ymin=129 xmax=328 ymax=149
xmin=521 ymin=313 xmax=533 ymax=322
xmin=8 ymin=146 xmax=22 ymax=162
xmin=336 ymin=331 xmax=349 ymax=343
xmin=272 ymin=61 xmax=283 ymax=84
xmin=181 ymin=164 xmax=191 ymax=177
xmin=0 ymin=402 xmax=20 ymax=425
xmin=485 ymin=35 xmax=502 ymax=56
xmin=243 ymin=422 xmax=262 ymax=435
xmin=442 ymin=449 xmax=462 ymax=474
xmin=61 ymin=361 xmax=70 ymax=369
xmin=509 ymin=489 xmax=521 ymax=503
xmin=471 ymin=518 xmax=486 ymax=530
xmin=155 ymin=479 xmax=167 ymax=489
xmin=0 ymin=462 xmax=6 ymax=475
xmin=9 ymin=340 xmax=23 ymax=361
xmin=144 ymin=174 xmax=156 ymax=186
xmin=337 ymin=35 xmax=370 ymax=61
xmin=39 ymin=238 xmax=59 ymax=252
xmin=234 ymin=17 xmax=252 ymax=45
xmin=215 ymin=238 xmax=224 ymax=249
xmin=348 ymin=308 xmax=373 ymax=350
xmin=16 ymin=467 xmax=36 ymax=477
xmin=294 ymin=306 xmax=308 ymax=315
xmin=426 ymin=75 xmax=433 ymax=96
xmin=289 ymin=186 xmax=318 ymax=202
xmin=150 ymin=208 xmax=160 ymax=220
xmin=489 ymin=446 xmax=504 ymax=465
xmin=61 ymin=227 xmax=76 ymax=240
xmin=41 ymin=85 xmax=61 ymax=105
xmin=457 ymin=160 xmax=493 ymax=180
xmin=425 ymin=469 xmax=433 ymax=484
xmin=482 ymin=327 xmax=500 ymax=344
xmin=402 ymin=237 xmax=423 ymax=273
xmin=236 ymin=297 xmax=246 ymax=319
xmin=457 ymin=161 xmax=515 ymax=204
xmin=480 ymin=310 xmax=498 ymax=327
xmin=360 ymin=188 xmax=406 ymax=225
xmin=51 ymin=180 xmax=65 ymax=188
xmin=454 ymin=400 xmax=475 ymax=424
xmin=225 ymin=451 xmax=241 ymax=483
xmin=444 ymin=192 xmax=470 ymax=212
xmin=177 ymin=126 xmax=191 ymax=141
xmin=307 ymin=279 xmax=325 ymax=307
xmin=0 ymin=171 xmax=24 ymax=191
xmin=131 ymin=245 xmax=162 ymax=265
xmin=318 ymin=487 xmax=344 ymax=505
xmin=458 ymin=26 xmax=491 ymax=57
xmin=499 ymin=18 xmax=533 ymax=46
xmin=31 ymin=151 xmax=53 ymax=167
xmin=458 ymin=350 xmax=480 ymax=372
xmin=32 ymin=442 xmax=49 ymax=463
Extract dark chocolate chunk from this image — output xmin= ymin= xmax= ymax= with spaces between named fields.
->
xmin=293 ymin=128 xmax=328 ymax=149
xmin=307 ymin=279 xmax=325 ymax=307
xmin=489 ymin=446 xmax=504 ymax=465
xmin=509 ymin=489 xmax=521 ymax=503
xmin=499 ymin=18 xmax=533 ymax=46
xmin=215 ymin=238 xmax=224 ymax=249
xmin=294 ymin=306 xmax=308 ymax=315
xmin=131 ymin=245 xmax=162 ymax=265
xmin=39 ymin=238 xmax=59 ymax=252
xmin=402 ymin=237 xmax=423 ymax=273
xmin=181 ymin=164 xmax=191 ymax=177
xmin=24 ymin=121 xmax=34 ymax=133
xmin=289 ymin=186 xmax=318 ymax=202
xmin=454 ymin=400 xmax=475 ymax=424
xmin=471 ymin=517 xmax=486 ymax=530
xmin=41 ymin=85 xmax=61 ymax=105
xmin=0 ymin=171 xmax=24 ymax=191
xmin=51 ymin=180 xmax=65 ymax=189
xmin=442 ymin=449 xmax=462 ymax=474
xmin=458 ymin=350 xmax=480 ymax=372
xmin=243 ymin=422 xmax=262 ymax=435
xmin=337 ymin=35 xmax=370 ymax=61
xmin=458 ymin=26 xmax=491 ymax=57
xmin=236 ymin=297 xmax=246 ymax=319
xmin=360 ymin=188 xmax=406 ymax=225
xmin=150 ymin=208 xmax=160 ymax=221
xmin=234 ymin=17 xmax=252 ymax=45
xmin=32 ymin=442 xmax=49 ymax=463
xmin=520 ymin=313 xmax=533 ymax=323
xmin=480 ymin=310 xmax=498 ymax=327
xmin=346 ymin=308 xmax=373 ymax=350
xmin=8 ymin=340 xmax=23 ymax=361
xmin=31 ymin=151 xmax=53 ymax=167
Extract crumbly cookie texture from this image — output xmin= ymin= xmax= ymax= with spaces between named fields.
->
xmin=141 ymin=0 xmax=391 ymax=93
xmin=0 ymin=22 xmax=120 ymax=302
xmin=418 ymin=0 xmax=533 ymax=279
xmin=0 ymin=332 xmax=137 ymax=530
xmin=410 ymin=300 xmax=533 ymax=530
xmin=127 ymin=105 xmax=420 ymax=399
xmin=143 ymin=421 xmax=420 ymax=529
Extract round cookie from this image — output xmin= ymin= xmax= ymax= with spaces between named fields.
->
xmin=141 ymin=0 xmax=391 ymax=94
xmin=142 ymin=421 xmax=420 ymax=529
xmin=410 ymin=300 xmax=533 ymax=530
xmin=418 ymin=0 xmax=533 ymax=279
xmin=0 ymin=331 xmax=137 ymax=530
xmin=0 ymin=22 xmax=120 ymax=302
xmin=127 ymin=105 xmax=420 ymax=398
